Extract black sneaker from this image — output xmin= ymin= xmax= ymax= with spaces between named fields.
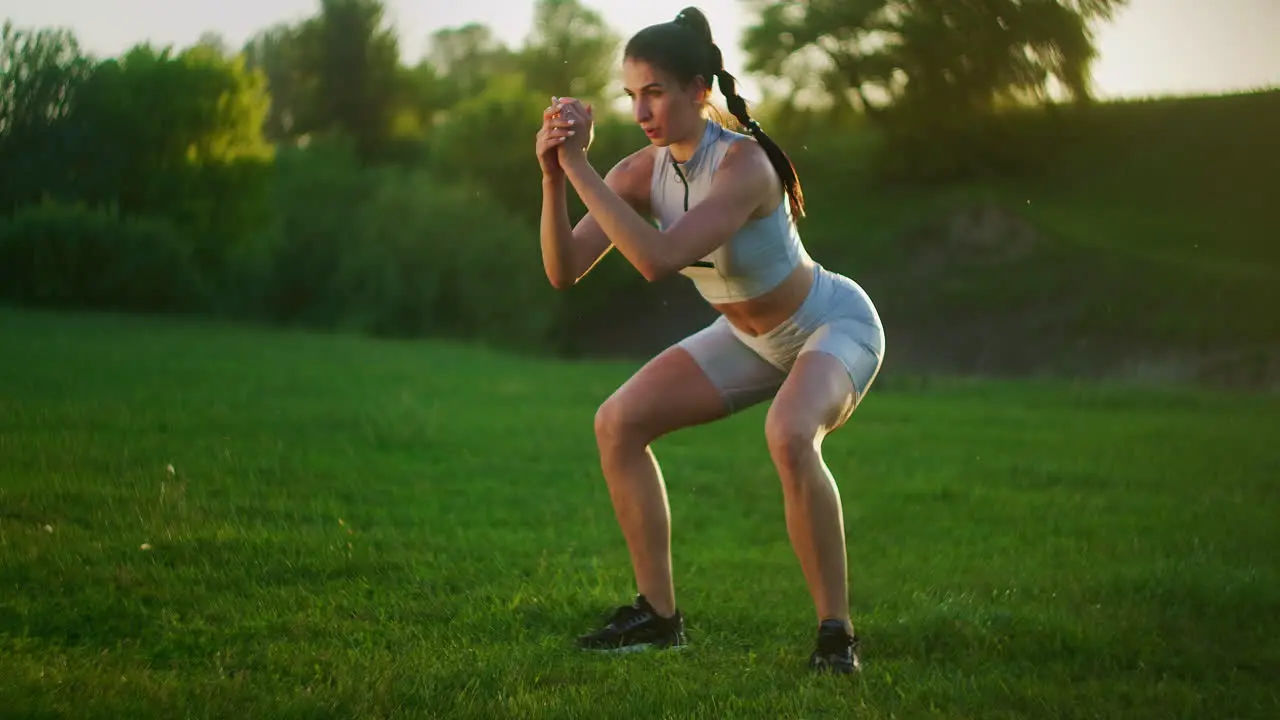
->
xmin=809 ymin=619 xmax=861 ymax=674
xmin=576 ymin=594 xmax=687 ymax=653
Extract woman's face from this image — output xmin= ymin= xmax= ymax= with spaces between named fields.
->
xmin=622 ymin=57 xmax=708 ymax=148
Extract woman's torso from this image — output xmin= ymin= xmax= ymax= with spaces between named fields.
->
xmin=640 ymin=120 xmax=816 ymax=337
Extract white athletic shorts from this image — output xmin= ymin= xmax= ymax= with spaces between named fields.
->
xmin=676 ymin=265 xmax=886 ymax=414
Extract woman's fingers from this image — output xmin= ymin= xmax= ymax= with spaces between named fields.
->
xmin=557 ymin=97 xmax=587 ymax=116
xmin=541 ymin=114 xmax=576 ymax=131
xmin=541 ymin=127 xmax=576 ymax=142
xmin=546 ymin=96 xmax=590 ymax=120
xmin=541 ymin=95 xmax=580 ymax=134
xmin=546 ymin=96 xmax=576 ymax=117
xmin=538 ymin=125 xmax=576 ymax=143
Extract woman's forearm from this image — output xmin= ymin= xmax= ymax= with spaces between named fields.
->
xmin=561 ymin=152 xmax=669 ymax=281
xmin=539 ymin=175 xmax=577 ymax=289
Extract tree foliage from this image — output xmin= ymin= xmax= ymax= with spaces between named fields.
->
xmin=241 ymin=23 xmax=308 ymax=141
xmin=521 ymin=0 xmax=621 ymax=101
xmin=299 ymin=0 xmax=402 ymax=159
xmin=742 ymin=0 xmax=1129 ymax=116
xmin=0 ymin=21 xmax=96 ymax=209
xmin=741 ymin=0 xmax=1129 ymax=181
xmin=241 ymin=0 xmax=402 ymax=161
xmin=0 ymin=0 xmax=1135 ymax=350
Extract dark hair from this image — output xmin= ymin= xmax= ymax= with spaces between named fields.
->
xmin=623 ymin=6 xmax=806 ymax=220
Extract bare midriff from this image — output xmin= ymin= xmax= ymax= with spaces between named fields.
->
xmin=710 ymin=256 xmax=816 ymax=338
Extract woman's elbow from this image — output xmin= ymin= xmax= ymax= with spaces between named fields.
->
xmin=637 ymin=260 xmax=677 ymax=284
xmin=543 ymin=267 xmax=574 ymax=290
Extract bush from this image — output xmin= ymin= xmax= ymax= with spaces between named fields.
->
xmin=235 ymin=136 xmax=558 ymax=351
xmin=249 ymin=137 xmax=380 ymax=327
xmin=332 ymin=167 xmax=558 ymax=350
xmin=0 ymin=202 xmax=207 ymax=312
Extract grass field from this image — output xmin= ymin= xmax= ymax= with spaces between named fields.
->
xmin=2 ymin=307 xmax=1278 ymax=719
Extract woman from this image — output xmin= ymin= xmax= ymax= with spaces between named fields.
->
xmin=535 ymin=7 xmax=885 ymax=675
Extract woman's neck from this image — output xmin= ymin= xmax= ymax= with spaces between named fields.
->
xmin=667 ymin=118 xmax=710 ymax=164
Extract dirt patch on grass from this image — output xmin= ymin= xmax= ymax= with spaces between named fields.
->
xmin=898 ymin=200 xmax=1049 ymax=275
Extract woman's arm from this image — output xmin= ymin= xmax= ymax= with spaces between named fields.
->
xmin=537 ymin=99 xmax=615 ymax=290
xmin=539 ymin=175 xmax=587 ymax=289
xmin=560 ymin=138 xmax=774 ymax=283
xmin=539 ymin=153 xmax=651 ymax=290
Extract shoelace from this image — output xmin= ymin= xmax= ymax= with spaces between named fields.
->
xmin=607 ymin=605 xmax=652 ymax=632
xmin=817 ymin=630 xmax=856 ymax=653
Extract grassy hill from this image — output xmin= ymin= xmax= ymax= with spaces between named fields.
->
xmin=571 ymin=90 xmax=1280 ymax=388
xmin=1 ymin=307 xmax=1277 ymax=718
xmin=803 ymin=89 xmax=1280 ymax=384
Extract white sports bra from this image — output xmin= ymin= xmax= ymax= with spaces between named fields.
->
xmin=649 ymin=119 xmax=810 ymax=304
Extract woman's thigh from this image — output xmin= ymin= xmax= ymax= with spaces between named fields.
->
xmin=597 ymin=317 xmax=786 ymax=445
xmin=675 ymin=316 xmax=788 ymax=416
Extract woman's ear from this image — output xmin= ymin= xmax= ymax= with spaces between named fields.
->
xmin=691 ymin=74 xmax=711 ymax=105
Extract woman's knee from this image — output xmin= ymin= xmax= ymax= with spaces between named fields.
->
xmin=593 ymin=393 xmax=624 ymax=449
xmin=594 ymin=391 xmax=650 ymax=456
xmin=764 ymin=352 xmax=859 ymax=474
xmin=764 ymin=408 xmax=820 ymax=475
xmin=595 ymin=346 xmax=731 ymax=457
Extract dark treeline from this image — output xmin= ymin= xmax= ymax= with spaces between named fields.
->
xmin=0 ymin=0 xmax=1128 ymax=355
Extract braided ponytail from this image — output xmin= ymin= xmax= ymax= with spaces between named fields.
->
xmin=713 ymin=66 xmax=805 ymax=219
xmin=669 ymin=7 xmax=805 ymax=220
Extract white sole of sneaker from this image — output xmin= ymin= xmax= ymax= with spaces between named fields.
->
xmin=584 ymin=642 xmax=688 ymax=654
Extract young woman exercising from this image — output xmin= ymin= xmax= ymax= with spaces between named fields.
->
xmin=534 ymin=7 xmax=885 ymax=674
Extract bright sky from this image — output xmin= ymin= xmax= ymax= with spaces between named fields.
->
xmin=2 ymin=0 xmax=1277 ymax=102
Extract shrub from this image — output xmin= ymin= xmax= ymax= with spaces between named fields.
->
xmin=0 ymin=202 xmax=206 ymax=312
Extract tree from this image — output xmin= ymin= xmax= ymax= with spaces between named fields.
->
xmin=741 ymin=0 xmax=1129 ymax=117
xmin=194 ymin=31 xmax=232 ymax=58
xmin=242 ymin=23 xmax=307 ymax=140
xmin=740 ymin=0 xmax=1130 ymax=180
xmin=246 ymin=0 xmax=405 ymax=158
xmin=429 ymin=70 xmax=549 ymax=220
xmin=521 ymin=0 xmax=621 ymax=102
xmin=0 ymin=21 xmax=96 ymax=210
xmin=398 ymin=59 xmax=446 ymax=133
xmin=423 ymin=22 xmax=515 ymax=112
xmin=299 ymin=0 xmax=402 ymax=159
xmin=60 ymin=43 xmax=274 ymax=273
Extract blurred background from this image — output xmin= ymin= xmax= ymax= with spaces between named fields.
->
xmin=2 ymin=0 xmax=1277 ymax=387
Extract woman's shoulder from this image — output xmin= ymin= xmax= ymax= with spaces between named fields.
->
xmin=718 ymin=132 xmax=780 ymax=188
xmin=610 ymin=144 xmax=658 ymax=179
xmin=720 ymin=129 xmax=769 ymax=167
xmin=604 ymin=145 xmax=659 ymax=202
xmin=714 ymin=129 xmax=785 ymax=218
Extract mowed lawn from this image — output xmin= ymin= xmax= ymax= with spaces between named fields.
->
xmin=1 ymin=307 xmax=1277 ymax=719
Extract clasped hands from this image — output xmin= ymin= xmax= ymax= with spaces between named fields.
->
xmin=536 ymin=95 xmax=594 ymax=178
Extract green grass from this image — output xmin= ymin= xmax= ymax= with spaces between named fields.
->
xmin=2 ymin=306 xmax=1278 ymax=718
